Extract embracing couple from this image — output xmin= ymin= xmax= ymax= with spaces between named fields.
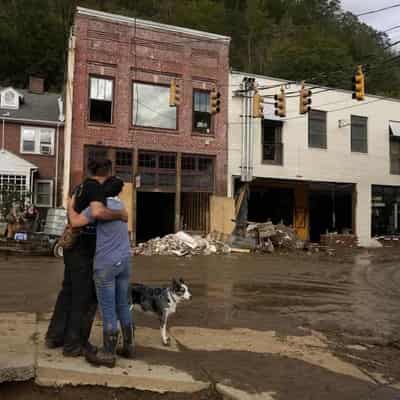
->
xmin=45 ymin=158 xmax=134 ymax=368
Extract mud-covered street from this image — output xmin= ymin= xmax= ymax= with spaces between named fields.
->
xmin=1 ymin=251 xmax=400 ymax=399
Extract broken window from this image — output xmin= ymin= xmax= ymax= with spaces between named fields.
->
xmin=351 ymin=115 xmax=368 ymax=153
xmin=133 ymin=82 xmax=177 ymax=130
xmin=193 ymin=90 xmax=212 ymax=134
xmin=89 ymin=76 xmax=113 ymax=124
xmin=308 ymin=110 xmax=327 ymax=149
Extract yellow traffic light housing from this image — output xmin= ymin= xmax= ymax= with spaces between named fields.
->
xmin=299 ymin=82 xmax=312 ymax=114
xmin=352 ymin=65 xmax=365 ymax=101
xmin=274 ymin=86 xmax=286 ymax=118
xmin=169 ymin=79 xmax=181 ymax=107
xmin=211 ymin=87 xmax=221 ymax=114
xmin=252 ymin=91 xmax=264 ymax=118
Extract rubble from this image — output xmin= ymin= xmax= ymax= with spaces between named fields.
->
xmin=133 ymin=231 xmax=231 ymax=257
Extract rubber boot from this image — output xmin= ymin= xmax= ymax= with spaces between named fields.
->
xmin=85 ymin=332 xmax=119 ymax=368
xmin=117 ymin=325 xmax=135 ymax=359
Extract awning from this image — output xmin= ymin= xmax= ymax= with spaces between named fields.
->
xmin=390 ymin=121 xmax=400 ymax=137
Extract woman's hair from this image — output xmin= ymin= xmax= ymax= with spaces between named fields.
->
xmin=103 ymin=176 xmax=124 ymax=197
xmin=87 ymin=158 xmax=112 ymax=177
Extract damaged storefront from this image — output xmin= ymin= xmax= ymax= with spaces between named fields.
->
xmin=85 ymin=146 xmax=215 ymax=243
xmin=372 ymin=185 xmax=400 ymax=236
xmin=234 ymin=178 xmax=355 ymax=243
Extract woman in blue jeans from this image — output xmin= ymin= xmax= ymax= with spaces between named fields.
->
xmin=68 ymin=176 xmax=134 ymax=368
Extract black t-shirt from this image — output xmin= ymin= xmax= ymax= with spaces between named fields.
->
xmin=73 ymin=178 xmax=106 ymax=237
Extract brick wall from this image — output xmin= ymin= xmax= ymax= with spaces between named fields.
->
xmin=70 ymin=13 xmax=230 ymax=196
xmin=3 ymin=122 xmax=64 ymax=202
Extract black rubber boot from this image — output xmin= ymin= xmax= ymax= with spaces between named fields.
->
xmin=117 ymin=325 xmax=135 ymax=359
xmin=85 ymin=332 xmax=119 ymax=368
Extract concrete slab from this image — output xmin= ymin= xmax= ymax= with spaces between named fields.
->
xmin=0 ymin=312 xmax=37 ymax=383
xmin=35 ymin=319 xmax=209 ymax=393
xmin=217 ymin=384 xmax=277 ymax=400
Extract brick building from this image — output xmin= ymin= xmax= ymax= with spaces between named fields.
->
xmin=0 ymin=78 xmax=64 ymax=214
xmin=64 ymin=7 xmax=230 ymax=242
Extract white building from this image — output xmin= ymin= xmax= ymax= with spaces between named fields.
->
xmin=228 ymin=71 xmax=400 ymax=246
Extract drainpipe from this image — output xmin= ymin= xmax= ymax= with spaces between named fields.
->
xmin=1 ymin=112 xmax=10 ymax=151
xmin=54 ymin=123 xmax=61 ymax=208
xmin=62 ymin=31 xmax=76 ymax=208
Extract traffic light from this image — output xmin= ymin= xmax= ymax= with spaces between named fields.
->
xmin=169 ymin=79 xmax=181 ymax=107
xmin=274 ymin=86 xmax=286 ymax=118
xmin=252 ymin=91 xmax=264 ymax=118
xmin=352 ymin=65 xmax=365 ymax=101
xmin=299 ymin=82 xmax=312 ymax=114
xmin=211 ymin=87 xmax=221 ymax=114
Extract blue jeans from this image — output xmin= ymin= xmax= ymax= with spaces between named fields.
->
xmin=94 ymin=256 xmax=132 ymax=334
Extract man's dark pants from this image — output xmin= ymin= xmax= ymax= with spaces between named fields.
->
xmin=46 ymin=236 xmax=97 ymax=353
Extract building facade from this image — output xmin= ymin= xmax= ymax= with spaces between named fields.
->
xmin=228 ymin=71 xmax=400 ymax=246
xmin=0 ymin=78 xmax=64 ymax=214
xmin=64 ymin=7 xmax=230 ymax=242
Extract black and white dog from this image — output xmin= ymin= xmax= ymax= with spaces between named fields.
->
xmin=129 ymin=279 xmax=192 ymax=346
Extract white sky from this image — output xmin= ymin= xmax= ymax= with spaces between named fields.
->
xmin=341 ymin=0 xmax=400 ymax=42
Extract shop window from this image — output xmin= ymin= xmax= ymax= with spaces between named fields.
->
xmin=351 ymin=115 xmax=368 ymax=153
xmin=116 ymin=150 xmax=133 ymax=182
xmin=89 ymin=76 xmax=113 ymax=123
xmin=308 ymin=110 xmax=327 ymax=149
xmin=193 ymin=90 xmax=212 ymax=134
xmin=133 ymin=82 xmax=177 ymax=130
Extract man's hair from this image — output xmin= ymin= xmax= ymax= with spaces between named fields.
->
xmin=87 ymin=158 xmax=112 ymax=177
xmin=103 ymin=176 xmax=124 ymax=197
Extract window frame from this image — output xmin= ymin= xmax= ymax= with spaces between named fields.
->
xmin=308 ymin=109 xmax=327 ymax=149
xmin=88 ymin=75 xmax=115 ymax=125
xmin=351 ymin=115 xmax=368 ymax=153
xmin=0 ymin=88 xmax=19 ymax=110
xmin=34 ymin=179 xmax=53 ymax=208
xmin=192 ymin=89 xmax=213 ymax=135
xmin=20 ymin=126 xmax=55 ymax=156
xmin=262 ymin=119 xmax=283 ymax=165
xmin=132 ymin=81 xmax=178 ymax=132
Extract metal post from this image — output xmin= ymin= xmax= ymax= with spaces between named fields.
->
xmin=175 ymin=152 xmax=182 ymax=232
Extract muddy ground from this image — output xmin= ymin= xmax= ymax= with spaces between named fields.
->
xmin=0 ymin=248 xmax=400 ymax=398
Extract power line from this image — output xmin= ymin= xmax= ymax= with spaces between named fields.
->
xmin=356 ymin=3 xmax=400 ymax=17
xmin=383 ymin=24 xmax=400 ymax=33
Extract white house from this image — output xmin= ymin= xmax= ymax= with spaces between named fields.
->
xmin=228 ymin=71 xmax=400 ymax=246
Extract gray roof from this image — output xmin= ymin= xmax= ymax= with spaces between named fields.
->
xmin=0 ymin=87 xmax=63 ymax=124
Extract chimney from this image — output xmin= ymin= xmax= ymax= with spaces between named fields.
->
xmin=29 ymin=77 xmax=45 ymax=94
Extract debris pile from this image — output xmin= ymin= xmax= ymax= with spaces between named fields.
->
xmin=246 ymin=222 xmax=305 ymax=252
xmin=133 ymin=231 xmax=231 ymax=257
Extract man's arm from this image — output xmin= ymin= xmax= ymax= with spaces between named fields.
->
xmin=68 ymin=197 xmax=91 ymax=228
xmin=90 ymin=201 xmax=128 ymax=222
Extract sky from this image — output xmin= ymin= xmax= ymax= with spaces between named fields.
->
xmin=341 ymin=0 xmax=400 ymax=43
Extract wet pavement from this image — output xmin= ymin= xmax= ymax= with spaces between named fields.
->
xmin=0 ymin=251 xmax=400 ymax=398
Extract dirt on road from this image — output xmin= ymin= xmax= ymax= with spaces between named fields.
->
xmin=0 ymin=250 xmax=400 ymax=398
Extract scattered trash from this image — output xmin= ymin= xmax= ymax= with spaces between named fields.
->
xmin=133 ymin=231 xmax=231 ymax=257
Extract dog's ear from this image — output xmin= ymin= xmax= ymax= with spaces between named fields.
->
xmin=179 ymin=278 xmax=185 ymax=284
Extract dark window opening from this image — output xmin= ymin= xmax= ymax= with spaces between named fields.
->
xmin=308 ymin=110 xmax=327 ymax=149
xmin=89 ymin=77 xmax=113 ymax=124
xmin=372 ymin=185 xmax=400 ymax=236
xmin=159 ymin=155 xmax=176 ymax=169
xmin=351 ymin=115 xmax=368 ymax=153
xmin=139 ymin=153 xmax=157 ymax=168
xmin=193 ymin=90 xmax=212 ymax=134
xmin=182 ymin=155 xmax=214 ymax=192
xmin=138 ymin=152 xmax=176 ymax=189
xmin=182 ymin=156 xmax=196 ymax=170
xmin=262 ymin=120 xmax=283 ymax=164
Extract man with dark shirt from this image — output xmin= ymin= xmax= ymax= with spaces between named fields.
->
xmin=45 ymin=159 xmax=128 ymax=357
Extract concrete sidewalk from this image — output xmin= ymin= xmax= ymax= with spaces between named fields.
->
xmin=1 ymin=312 xmax=400 ymax=400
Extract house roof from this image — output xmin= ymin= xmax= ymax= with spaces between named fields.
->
xmin=0 ymin=87 xmax=63 ymax=125
xmin=0 ymin=150 xmax=37 ymax=174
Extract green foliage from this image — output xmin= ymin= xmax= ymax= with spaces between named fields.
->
xmin=0 ymin=188 xmax=30 ymax=222
xmin=0 ymin=0 xmax=399 ymax=96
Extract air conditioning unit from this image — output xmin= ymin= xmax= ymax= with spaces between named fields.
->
xmin=40 ymin=145 xmax=52 ymax=155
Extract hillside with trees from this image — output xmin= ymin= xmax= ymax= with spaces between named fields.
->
xmin=1 ymin=0 xmax=399 ymax=97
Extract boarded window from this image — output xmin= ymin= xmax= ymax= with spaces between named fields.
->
xmin=193 ymin=90 xmax=211 ymax=134
xmin=308 ymin=110 xmax=327 ymax=149
xmin=351 ymin=115 xmax=368 ymax=153
xmin=89 ymin=77 xmax=113 ymax=123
